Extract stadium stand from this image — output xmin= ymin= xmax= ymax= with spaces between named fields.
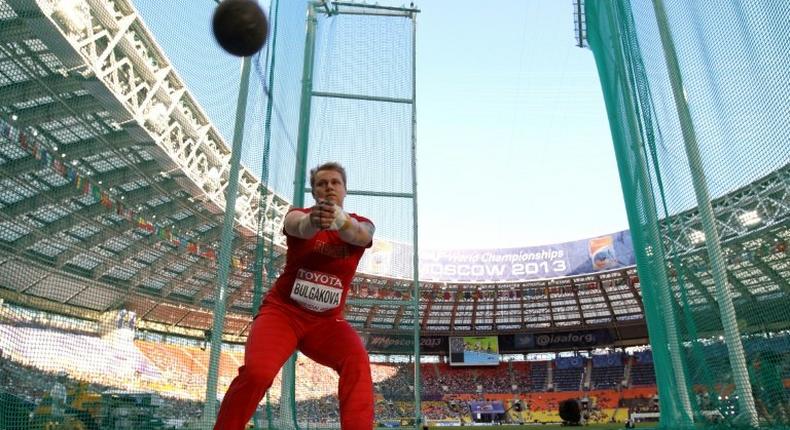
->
xmin=4 ymin=325 xmax=790 ymax=426
xmin=630 ymin=352 xmax=657 ymax=387
xmin=590 ymin=353 xmax=625 ymax=390
xmin=0 ymin=0 xmax=787 ymax=428
xmin=529 ymin=360 xmax=549 ymax=391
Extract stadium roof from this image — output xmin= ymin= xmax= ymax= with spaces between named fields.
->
xmin=0 ymin=0 xmax=787 ymax=346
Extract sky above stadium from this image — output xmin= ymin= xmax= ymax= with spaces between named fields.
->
xmin=414 ymin=0 xmax=628 ymax=249
xmin=133 ymin=0 xmax=630 ymax=251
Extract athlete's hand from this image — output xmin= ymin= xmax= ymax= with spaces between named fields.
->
xmin=309 ymin=200 xmax=336 ymax=229
xmin=327 ymin=203 xmax=351 ymax=231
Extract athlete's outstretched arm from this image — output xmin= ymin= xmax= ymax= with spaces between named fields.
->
xmin=284 ymin=203 xmax=374 ymax=246
xmin=336 ymin=215 xmax=375 ymax=247
xmin=324 ymin=202 xmax=374 ymax=247
xmin=283 ymin=209 xmax=320 ymax=239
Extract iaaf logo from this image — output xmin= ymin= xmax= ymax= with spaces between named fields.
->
xmin=536 ymin=333 xmax=595 ymax=347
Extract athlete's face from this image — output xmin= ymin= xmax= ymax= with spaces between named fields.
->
xmin=313 ymin=169 xmax=346 ymax=207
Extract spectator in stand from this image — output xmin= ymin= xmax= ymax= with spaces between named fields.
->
xmin=49 ymin=372 xmax=68 ymax=422
xmin=750 ymin=352 xmax=789 ymax=424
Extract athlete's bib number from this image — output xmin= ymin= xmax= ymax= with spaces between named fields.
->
xmin=290 ymin=269 xmax=343 ymax=312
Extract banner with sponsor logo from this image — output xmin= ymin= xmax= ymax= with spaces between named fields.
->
xmin=555 ymin=356 xmax=585 ymax=369
xmin=365 ymin=334 xmax=446 ymax=354
xmin=592 ymin=352 xmax=623 ymax=368
xmin=635 ymin=350 xmax=653 ymax=364
xmin=358 ymin=239 xmax=414 ymax=279
xmin=512 ymin=329 xmax=612 ymax=351
xmin=358 ymin=230 xmax=634 ymax=282
xmin=469 ymin=401 xmax=505 ymax=414
xmin=426 ymin=420 xmax=462 ymax=427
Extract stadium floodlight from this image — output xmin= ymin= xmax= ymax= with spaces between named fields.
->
xmin=573 ymin=0 xmax=587 ymax=48
xmin=52 ymin=0 xmax=91 ymax=36
xmin=206 ymin=166 xmax=221 ymax=191
xmin=737 ymin=210 xmax=761 ymax=227
xmin=234 ymin=196 xmax=250 ymax=214
xmin=144 ymin=102 xmax=169 ymax=134
xmin=689 ymin=229 xmax=705 ymax=245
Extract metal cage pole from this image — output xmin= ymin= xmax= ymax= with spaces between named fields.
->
xmin=202 ymin=55 xmax=253 ymax=423
xmin=651 ymin=0 xmax=758 ymax=426
xmin=409 ymin=9 xmax=422 ymax=429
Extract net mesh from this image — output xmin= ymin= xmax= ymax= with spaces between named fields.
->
xmin=1 ymin=0 xmax=788 ymax=429
xmin=257 ymin=2 xmax=419 ymax=428
xmin=586 ymin=0 xmax=790 ymax=428
xmin=0 ymin=0 xmax=419 ymax=428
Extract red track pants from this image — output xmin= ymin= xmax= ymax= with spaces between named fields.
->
xmin=213 ymin=302 xmax=374 ymax=430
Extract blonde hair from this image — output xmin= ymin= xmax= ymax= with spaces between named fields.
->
xmin=309 ymin=162 xmax=347 ymax=191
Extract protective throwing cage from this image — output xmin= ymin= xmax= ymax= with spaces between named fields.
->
xmin=0 ymin=0 xmax=420 ymax=428
xmin=586 ymin=0 xmax=789 ymax=428
xmin=247 ymin=1 xmax=421 ymax=428
xmin=0 ymin=0 xmax=788 ymax=429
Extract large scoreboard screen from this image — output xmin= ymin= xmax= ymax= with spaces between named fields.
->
xmin=449 ymin=336 xmax=499 ymax=366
